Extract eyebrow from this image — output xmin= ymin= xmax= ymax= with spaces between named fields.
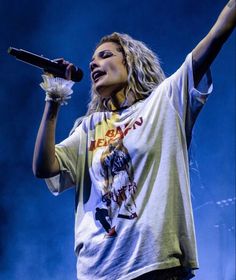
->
xmin=91 ymin=49 xmax=115 ymax=62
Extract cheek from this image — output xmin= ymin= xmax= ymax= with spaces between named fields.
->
xmin=111 ymin=65 xmax=127 ymax=81
xmin=106 ymin=60 xmax=127 ymax=77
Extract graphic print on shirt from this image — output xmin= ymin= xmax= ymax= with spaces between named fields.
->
xmin=95 ymin=138 xmax=138 ymax=237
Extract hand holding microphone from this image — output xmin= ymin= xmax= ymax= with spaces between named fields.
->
xmin=50 ymin=58 xmax=74 ymax=80
xmin=8 ymin=47 xmax=83 ymax=82
xmin=8 ymin=47 xmax=84 ymax=105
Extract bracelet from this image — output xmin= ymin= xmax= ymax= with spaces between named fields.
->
xmin=40 ymin=74 xmax=75 ymax=105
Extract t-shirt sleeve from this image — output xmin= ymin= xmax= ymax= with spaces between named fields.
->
xmin=166 ymin=52 xmax=213 ymax=146
xmin=45 ymin=125 xmax=83 ymax=195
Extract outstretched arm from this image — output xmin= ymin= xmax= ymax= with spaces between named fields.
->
xmin=192 ymin=0 xmax=236 ymax=87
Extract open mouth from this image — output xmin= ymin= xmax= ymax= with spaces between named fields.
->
xmin=92 ymin=70 xmax=106 ymax=83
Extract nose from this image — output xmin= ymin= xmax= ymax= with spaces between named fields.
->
xmin=90 ymin=60 xmax=99 ymax=72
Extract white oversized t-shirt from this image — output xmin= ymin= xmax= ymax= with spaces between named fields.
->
xmin=46 ymin=53 xmax=213 ymax=280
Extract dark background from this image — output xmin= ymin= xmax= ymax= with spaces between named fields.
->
xmin=0 ymin=0 xmax=235 ymax=279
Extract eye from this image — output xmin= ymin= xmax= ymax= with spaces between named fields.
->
xmin=101 ymin=51 xmax=113 ymax=59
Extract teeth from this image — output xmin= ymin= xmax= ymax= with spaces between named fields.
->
xmin=93 ymin=71 xmax=105 ymax=82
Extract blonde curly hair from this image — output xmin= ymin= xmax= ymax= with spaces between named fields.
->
xmin=70 ymin=32 xmax=165 ymax=133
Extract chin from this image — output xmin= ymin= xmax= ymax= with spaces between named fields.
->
xmin=95 ymin=85 xmax=112 ymax=99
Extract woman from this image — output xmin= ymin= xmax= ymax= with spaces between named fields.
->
xmin=33 ymin=1 xmax=235 ymax=279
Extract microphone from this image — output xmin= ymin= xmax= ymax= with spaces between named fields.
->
xmin=8 ymin=47 xmax=83 ymax=82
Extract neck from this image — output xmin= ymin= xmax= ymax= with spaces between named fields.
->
xmin=103 ymin=90 xmax=136 ymax=111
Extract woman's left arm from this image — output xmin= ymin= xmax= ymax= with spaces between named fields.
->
xmin=192 ymin=0 xmax=236 ymax=87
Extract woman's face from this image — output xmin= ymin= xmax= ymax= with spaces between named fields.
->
xmin=90 ymin=42 xmax=128 ymax=99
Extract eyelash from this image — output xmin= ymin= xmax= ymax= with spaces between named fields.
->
xmin=90 ymin=52 xmax=113 ymax=69
xmin=101 ymin=52 xmax=112 ymax=59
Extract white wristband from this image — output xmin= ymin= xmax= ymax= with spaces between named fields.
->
xmin=40 ymin=74 xmax=75 ymax=105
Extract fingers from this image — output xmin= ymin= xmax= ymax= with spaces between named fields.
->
xmin=53 ymin=58 xmax=64 ymax=63
xmin=52 ymin=58 xmax=74 ymax=80
xmin=65 ymin=63 xmax=74 ymax=80
xmin=53 ymin=58 xmax=70 ymax=66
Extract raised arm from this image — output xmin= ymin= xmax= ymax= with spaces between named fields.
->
xmin=33 ymin=62 xmax=74 ymax=178
xmin=192 ymin=0 xmax=236 ymax=87
xmin=33 ymin=101 xmax=61 ymax=178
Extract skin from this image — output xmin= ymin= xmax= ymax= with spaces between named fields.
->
xmin=33 ymin=1 xmax=236 ymax=178
xmin=192 ymin=0 xmax=236 ymax=87
xmin=90 ymin=42 xmax=128 ymax=110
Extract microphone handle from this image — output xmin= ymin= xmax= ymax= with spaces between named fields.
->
xmin=8 ymin=47 xmax=83 ymax=82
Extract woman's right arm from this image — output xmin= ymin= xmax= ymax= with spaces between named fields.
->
xmin=32 ymin=101 xmax=61 ymax=178
xmin=33 ymin=62 xmax=74 ymax=178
